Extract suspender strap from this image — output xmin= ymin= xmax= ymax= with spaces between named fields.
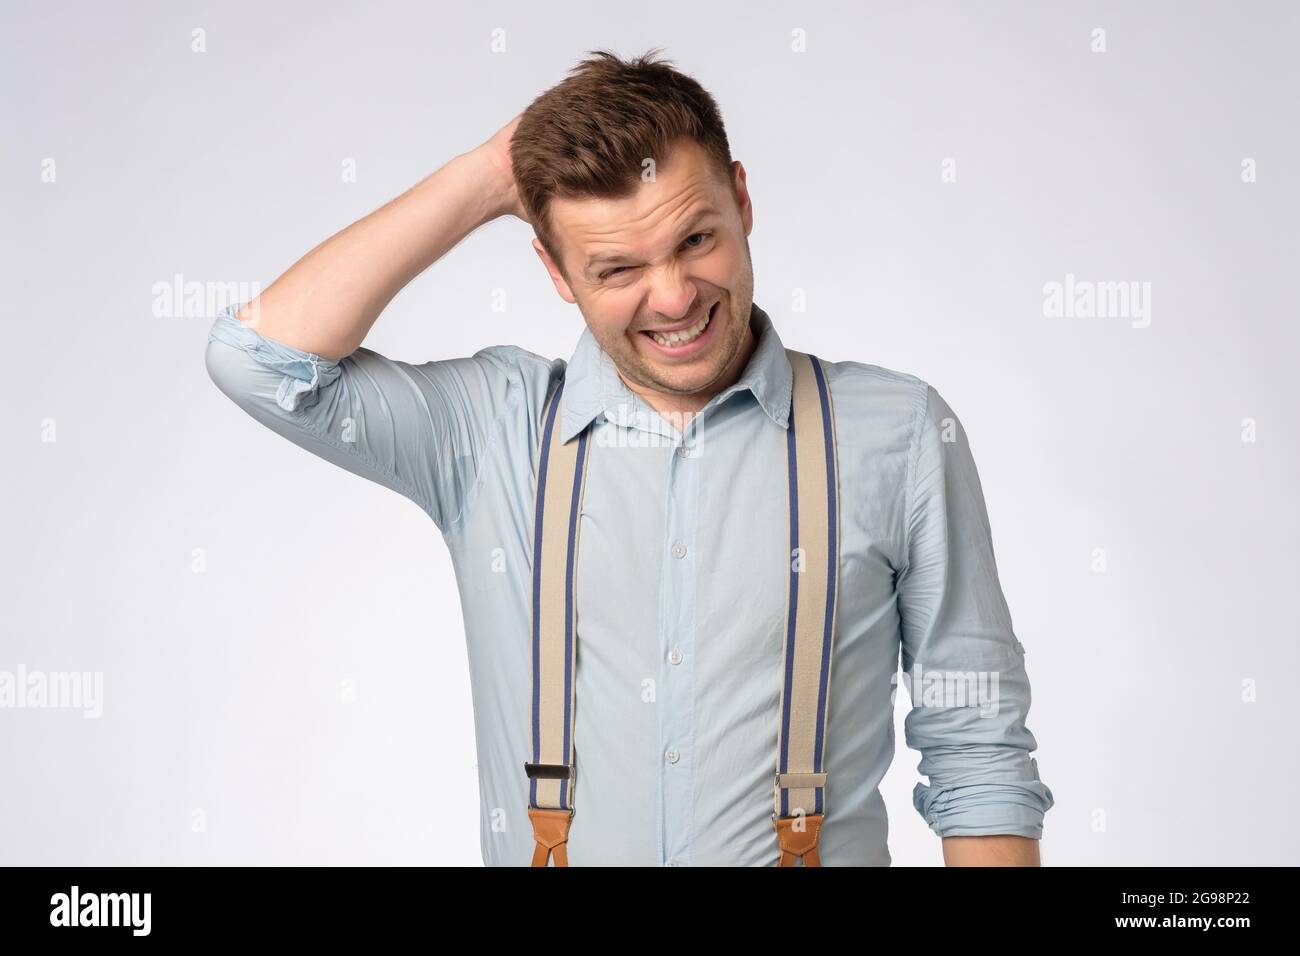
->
xmin=525 ymin=349 xmax=840 ymax=866
xmin=772 ymin=350 xmax=841 ymax=866
xmin=525 ymin=380 xmax=589 ymax=866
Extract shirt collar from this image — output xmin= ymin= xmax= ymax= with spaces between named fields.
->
xmin=558 ymin=301 xmax=792 ymax=444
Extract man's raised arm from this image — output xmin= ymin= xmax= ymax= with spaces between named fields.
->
xmin=203 ymin=117 xmax=553 ymax=534
xmin=238 ymin=116 xmax=527 ymax=359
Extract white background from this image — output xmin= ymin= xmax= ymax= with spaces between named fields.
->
xmin=2 ymin=0 xmax=1296 ymax=864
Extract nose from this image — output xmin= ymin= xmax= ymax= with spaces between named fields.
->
xmin=645 ymin=264 xmax=698 ymax=323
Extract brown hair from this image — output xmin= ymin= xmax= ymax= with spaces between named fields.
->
xmin=510 ymin=48 xmax=734 ymax=276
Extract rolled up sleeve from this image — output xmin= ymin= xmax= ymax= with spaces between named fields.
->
xmin=203 ymin=302 xmax=522 ymax=535
xmin=897 ymin=383 xmax=1055 ymax=839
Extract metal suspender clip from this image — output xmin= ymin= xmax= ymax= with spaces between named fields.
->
xmin=525 ymin=763 xmax=576 ymax=818
xmin=525 ymin=762 xmax=575 ymax=781
xmin=771 ymin=770 xmax=830 ymax=820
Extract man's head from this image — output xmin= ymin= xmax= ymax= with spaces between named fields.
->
xmin=510 ymin=49 xmax=756 ymax=411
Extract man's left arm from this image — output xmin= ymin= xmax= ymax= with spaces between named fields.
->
xmin=895 ymin=383 xmax=1055 ymax=866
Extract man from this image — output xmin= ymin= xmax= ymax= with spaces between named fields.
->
xmin=205 ymin=49 xmax=1054 ymax=866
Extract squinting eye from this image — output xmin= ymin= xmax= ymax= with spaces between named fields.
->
xmin=600 ymin=233 xmax=711 ymax=279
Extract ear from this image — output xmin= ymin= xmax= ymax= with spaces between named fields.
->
xmin=533 ymin=238 xmax=577 ymax=304
xmin=731 ymin=160 xmax=753 ymax=238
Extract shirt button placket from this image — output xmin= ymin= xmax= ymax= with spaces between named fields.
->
xmin=661 ymin=428 xmax=698 ymax=867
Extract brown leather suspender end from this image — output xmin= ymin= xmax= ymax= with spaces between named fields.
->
xmin=527 ymin=807 xmax=574 ymax=867
xmin=773 ymin=813 xmax=825 ymax=867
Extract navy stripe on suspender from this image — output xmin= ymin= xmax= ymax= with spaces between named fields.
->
xmin=811 ymin=354 xmax=836 ymax=816
xmin=561 ymin=428 xmax=588 ymax=808
xmin=530 ymin=381 xmax=564 ymax=810
xmin=780 ymin=399 xmax=800 ymax=819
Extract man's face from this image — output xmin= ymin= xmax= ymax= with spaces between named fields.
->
xmin=533 ymin=137 xmax=756 ymax=405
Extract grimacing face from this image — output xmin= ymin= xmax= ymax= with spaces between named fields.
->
xmin=531 ymin=136 xmax=757 ymax=415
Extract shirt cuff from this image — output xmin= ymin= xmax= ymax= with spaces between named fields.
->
xmin=913 ymin=775 xmax=1056 ymax=839
xmin=206 ymin=302 xmax=342 ymax=413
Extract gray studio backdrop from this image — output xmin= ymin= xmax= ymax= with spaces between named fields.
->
xmin=2 ymin=0 xmax=1296 ymax=865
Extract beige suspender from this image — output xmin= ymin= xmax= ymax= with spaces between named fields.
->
xmin=526 ymin=349 xmax=841 ymax=866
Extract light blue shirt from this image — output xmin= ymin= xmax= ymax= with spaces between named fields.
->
xmin=204 ymin=301 xmax=1054 ymax=866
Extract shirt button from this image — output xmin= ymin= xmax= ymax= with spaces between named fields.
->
xmin=666 ymin=749 xmax=680 ymax=764
xmin=669 ymin=647 xmax=682 ymax=665
xmin=671 ymin=542 xmax=687 ymax=558
xmin=677 ymin=444 xmax=691 ymax=458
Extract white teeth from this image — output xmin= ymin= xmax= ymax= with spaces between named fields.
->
xmin=650 ymin=306 xmax=712 ymax=347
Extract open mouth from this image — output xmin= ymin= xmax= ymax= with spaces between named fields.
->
xmin=640 ymin=300 xmax=720 ymax=354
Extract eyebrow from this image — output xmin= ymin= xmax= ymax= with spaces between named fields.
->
xmin=583 ymin=207 xmax=722 ymax=278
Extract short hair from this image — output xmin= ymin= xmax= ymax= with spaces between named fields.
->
xmin=510 ymin=48 xmax=734 ymax=275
